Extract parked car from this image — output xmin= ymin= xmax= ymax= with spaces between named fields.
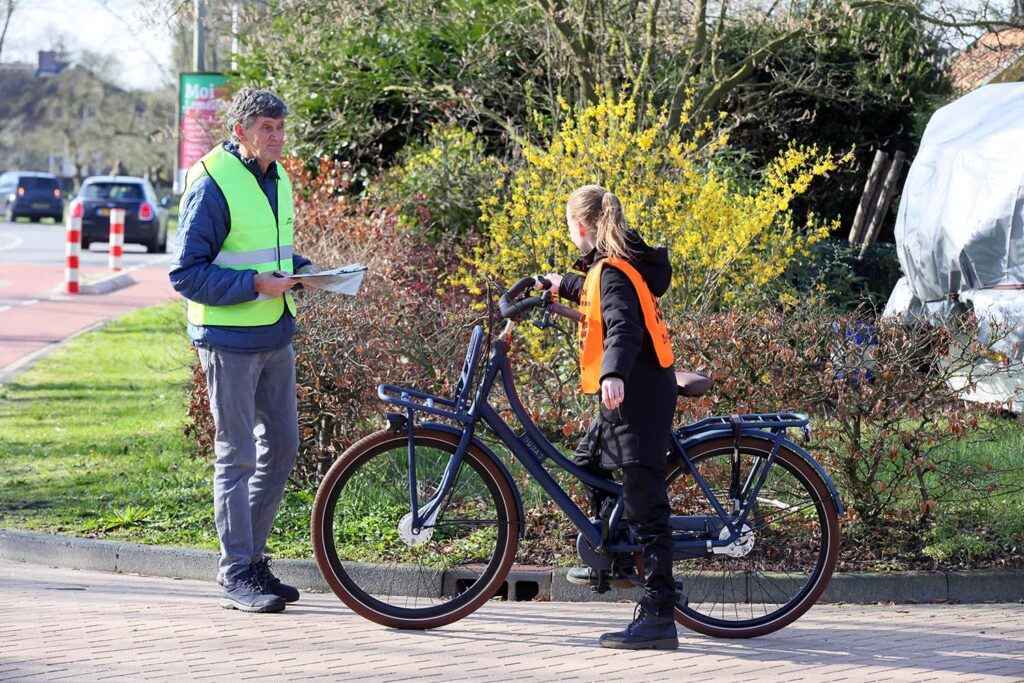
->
xmin=70 ymin=176 xmax=170 ymax=253
xmin=0 ymin=171 xmax=64 ymax=222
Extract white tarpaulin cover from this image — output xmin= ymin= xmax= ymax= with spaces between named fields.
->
xmin=884 ymin=82 xmax=1024 ymax=409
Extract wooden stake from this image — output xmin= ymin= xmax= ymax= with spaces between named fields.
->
xmin=859 ymin=150 xmax=906 ymax=259
xmin=849 ymin=150 xmax=888 ymax=245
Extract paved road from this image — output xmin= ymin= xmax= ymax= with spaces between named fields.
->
xmin=0 ymin=220 xmax=167 ymax=267
xmin=0 ymin=219 xmax=178 ymax=374
xmin=1 ymin=560 xmax=1022 ymax=682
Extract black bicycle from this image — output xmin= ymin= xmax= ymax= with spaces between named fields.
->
xmin=312 ymin=276 xmax=842 ymax=637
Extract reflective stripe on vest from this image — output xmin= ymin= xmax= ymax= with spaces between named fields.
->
xmin=181 ymin=145 xmax=297 ymax=327
xmin=578 ymin=256 xmax=674 ymax=393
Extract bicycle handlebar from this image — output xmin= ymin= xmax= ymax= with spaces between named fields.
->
xmin=497 ymin=277 xmax=544 ymax=319
xmin=497 ymin=276 xmax=584 ymax=323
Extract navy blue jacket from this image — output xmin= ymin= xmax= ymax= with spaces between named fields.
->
xmin=169 ymin=142 xmax=312 ymax=352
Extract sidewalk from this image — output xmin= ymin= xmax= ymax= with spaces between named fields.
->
xmin=2 ymin=559 xmax=1022 ymax=682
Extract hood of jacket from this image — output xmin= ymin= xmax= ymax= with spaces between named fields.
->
xmin=572 ymin=230 xmax=672 ymax=297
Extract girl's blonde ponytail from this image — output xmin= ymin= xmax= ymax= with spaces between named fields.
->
xmin=566 ymin=184 xmax=636 ymax=261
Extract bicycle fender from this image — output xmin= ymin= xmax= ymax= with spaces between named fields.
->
xmin=677 ymin=428 xmax=844 ymax=516
xmin=420 ymin=422 xmax=527 ymax=539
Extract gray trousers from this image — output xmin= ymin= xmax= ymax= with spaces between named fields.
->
xmin=197 ymin=345 xmax=299 ymax=585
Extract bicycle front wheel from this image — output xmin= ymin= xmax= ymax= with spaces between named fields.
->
xmin=311 ymin=428 xmax=520 ymax=629
xmin=667 ymin=435 xmax=840 ymax=638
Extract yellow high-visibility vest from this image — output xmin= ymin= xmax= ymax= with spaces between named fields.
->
xmin=182 ymin=145 xmax=297 ymax=327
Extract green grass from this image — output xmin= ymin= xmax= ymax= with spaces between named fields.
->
xmin=0 ymin=302 xmax=313 ymax=558
xmin=0 ymin=303 xmax=216 ymax=547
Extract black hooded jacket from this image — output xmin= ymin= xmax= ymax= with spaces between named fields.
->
xmin=561 ymin=231 xmax=677 ymax=470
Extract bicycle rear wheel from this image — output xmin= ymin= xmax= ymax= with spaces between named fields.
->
xmin=667 ymin=435 xmax=840 ymax=638
xmin=312 ymin=428 xmax=520 ymax=629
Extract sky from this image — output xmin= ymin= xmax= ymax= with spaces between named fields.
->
xmin=2 ymin=0 xmax=177 ymax=91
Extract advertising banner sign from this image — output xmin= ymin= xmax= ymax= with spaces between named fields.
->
xmin=176 ymin=73 xmax=230 ymax=193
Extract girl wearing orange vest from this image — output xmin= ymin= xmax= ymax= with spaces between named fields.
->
xmin=542 ymin=184 xmax=679 ymax=650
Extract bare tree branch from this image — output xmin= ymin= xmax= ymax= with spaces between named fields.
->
xmin=0 ymin=0 xmax=19 ymax=63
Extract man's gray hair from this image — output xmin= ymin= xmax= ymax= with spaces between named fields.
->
xmin=226 ymin=87 xmax=288 ymax=139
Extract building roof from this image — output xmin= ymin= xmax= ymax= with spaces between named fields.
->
xmin=949 ymin=28 xmax=1024 ymax=94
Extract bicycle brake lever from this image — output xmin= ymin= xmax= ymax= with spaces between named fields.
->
xmin=532 ymin=291 xmax=554 ymax=329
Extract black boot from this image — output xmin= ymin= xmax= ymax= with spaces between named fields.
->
xmin=599 ymin=600 xmax=678 ymax=650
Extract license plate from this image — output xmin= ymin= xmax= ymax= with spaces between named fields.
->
xmin=32 ymin=203 xmax=49 ymax=209
xmin=98 ymin=208 xmax=111 ymax=217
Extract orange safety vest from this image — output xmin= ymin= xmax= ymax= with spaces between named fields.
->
xmin=578 ymin=256 xmax=674 ymax=393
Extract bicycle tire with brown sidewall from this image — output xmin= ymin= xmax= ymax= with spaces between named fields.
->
xmin=311 ymin=428 xmax=521 ymax=629
xmin=666 ymin=435 xmax=841 ymax=638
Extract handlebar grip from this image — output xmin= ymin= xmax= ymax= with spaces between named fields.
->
xmin=550 ymin=302 xmax=584 ymax=323
xmin=498 ymin=276 xmax=537 ymax=319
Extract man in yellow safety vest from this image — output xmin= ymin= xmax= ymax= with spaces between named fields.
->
xmin=169 ymin=88 xmax=317 ymax=613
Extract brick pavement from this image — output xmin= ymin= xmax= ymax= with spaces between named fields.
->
xmin=1 ymin=560 xmax=1022 ymax=682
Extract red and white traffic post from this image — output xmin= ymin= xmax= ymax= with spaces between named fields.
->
xmin=65 ymin=212 xmax=82 ymax=295
xmin=108 ymin=208 xmax=125 ymax=271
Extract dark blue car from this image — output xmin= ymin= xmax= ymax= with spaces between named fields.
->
xmin=0 ymin=171 xmax=64 ymax=222
xmin=71 ymin=176 xmax=170 ymax=253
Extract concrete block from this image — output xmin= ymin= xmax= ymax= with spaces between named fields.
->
xmin=115 ymin=542 xmax=218 ymax=582
xmin=948 ymin=570 xmax=1024 ymax=602
xmin=821 ymin=571 xmax=948 ymax=603
xmin=681 ymin=570 xmax=751 ymax=606
xmin=273 ymin=558 xmax=329 ymax=592
xmin=549 ymin=568 xmax=643 ymax=603
xmin=336 ymin=561 xmax=443 ymax=598
xmin=442 ymin=565 xmax=553 ymax=602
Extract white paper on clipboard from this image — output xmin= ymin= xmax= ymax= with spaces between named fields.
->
xmin=289 ymin=263 xmax=367 ymax=296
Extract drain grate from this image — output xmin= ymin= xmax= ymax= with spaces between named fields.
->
xmin=444 ymin=567 xmax=551 ymax=602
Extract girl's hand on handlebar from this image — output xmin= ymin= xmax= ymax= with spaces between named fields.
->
xmin=537 ymin=273 xmax=561 ymax=297
xmin=601 ymin=377 xmax=625 ymax=410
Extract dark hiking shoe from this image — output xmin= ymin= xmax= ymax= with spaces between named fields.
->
xmin=599 ymin=602 xmax=679 ymax=650
xmin=566 ymin=567 xmax=636 ymax=589
xmin=252 ymin=558 xmax=300 ymax=604
xmin=219 ymin=570 xmax=286 ymax=613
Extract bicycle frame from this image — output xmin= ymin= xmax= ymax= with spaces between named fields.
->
xmin=378 ymin=320 xmax=843 ymax=561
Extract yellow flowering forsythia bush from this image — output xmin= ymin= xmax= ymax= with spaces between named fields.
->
xmin=458 ymin=93 xmax=851 ymax=317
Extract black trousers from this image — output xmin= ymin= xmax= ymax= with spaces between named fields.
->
xmin=622 ymin=461 xmax=676 ymax=611
xmin=574 ymin=364 xmax=677 ymax=612
xmin=577 ymin=457 xmax=676 ymax=612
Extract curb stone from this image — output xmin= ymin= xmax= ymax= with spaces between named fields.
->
xmin=1 ymin=528 xmax=1021 ymax=604
xmin=80 ymin=271 xmax=136 ymax=295
xmin=47 ymin=271 xmax=136 ymax=296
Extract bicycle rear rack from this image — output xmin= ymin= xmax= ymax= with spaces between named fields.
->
xmin=676 ymin=412 xmax=809 ymax=439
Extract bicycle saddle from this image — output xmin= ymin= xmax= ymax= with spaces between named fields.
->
xmin=676 ymin=371 xmax=712 ymax=397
